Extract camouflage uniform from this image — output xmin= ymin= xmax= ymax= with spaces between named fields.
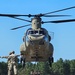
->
xmin=1 ymin=51 xmax=19 ymax=75
xmin=8 ymin=51 xmax=19 ymax=75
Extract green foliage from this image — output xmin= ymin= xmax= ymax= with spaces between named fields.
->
xmin=70 ymin=60 xmax=75 ymax=75
xmin=0 ymin=59 xmax=75 ymax=75
xmin=0 ymin=62 xmax=8 ymax=75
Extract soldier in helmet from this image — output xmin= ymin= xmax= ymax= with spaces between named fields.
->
xmin=1 ymin=51 xmax=19 ymax=75
xmin=8 ymin=51 xmax=19 ymax=75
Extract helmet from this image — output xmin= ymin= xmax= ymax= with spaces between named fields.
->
xmin=9 ymin=51 xmax=15 ymax=55
xmin=12 ymin=51 xmax=15 ymax=54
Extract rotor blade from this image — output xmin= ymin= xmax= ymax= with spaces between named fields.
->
xmin=42 ymin=19 xmax=75 ymax=24
xmin=0 ymin=14 xmax=31 ymax=22
xmin=43 ymin=6 xmax=75 ymax=15
xmin=51 ymin=19 xmax=75 ymax=23
xmin=0 ymin=14 xmax=35 ymax=17
xmin=10 ymin=16 xmax=31 ymax=22
xmin=43 ymin=15 xmax=71 ymax=17
xmin=0 ymin=14 xmax=30 ymax=17
xmin=11 ymin=24 xmax=31 ymax=30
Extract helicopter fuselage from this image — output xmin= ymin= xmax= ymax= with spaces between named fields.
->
xmin=20 ymin=28 xmax=53 ymax=62
xmin=20 ymin=17 xmax=54 ymax=62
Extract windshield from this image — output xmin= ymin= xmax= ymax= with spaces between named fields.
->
xmin=28 ymin=30 xmax=45 ymax=35
xmin=28 ymin=31 xmax=38 ymax=35
xmin=39 ymin=31 xmax=45 ymax=35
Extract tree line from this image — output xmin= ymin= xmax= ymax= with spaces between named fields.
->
xmin=0 ymin=58 xmax=75 ymax=75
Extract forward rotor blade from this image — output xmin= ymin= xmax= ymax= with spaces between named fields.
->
xmin=10 ymin=16 xmax=31 ymax=22
xmin=43 ymin=15 xmax=71 ymax=17
xmin=43 ymin=6 xmax=75 ymax=15
xmin=51 ymin=19 xmax=75 ymax=23
xmin=11 ymin=24 xmax=31 ymax=30
xmin=42 ymin=19 xmax=75 ymax=23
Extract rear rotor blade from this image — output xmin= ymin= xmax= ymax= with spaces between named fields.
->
xmin=0 ymin=14 xmax=31 ymax=17
xmin=11 ymin=24 xmax=31 ymax=30
xmin=43 ymin=6 xmax=75 ymax=15
xmin=0 ymin=14 xmax=31 ymax=22
xmin=42 ymin=19 xmax=75 ymax=24
xmin=0 ymin=6 xmax=75 ymax=18
xmin=0 ymin=14 xmax=35 ymax=17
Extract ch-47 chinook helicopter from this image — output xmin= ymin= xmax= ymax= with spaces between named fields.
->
xmin=0 ymin=6 xmax=75 ymax=67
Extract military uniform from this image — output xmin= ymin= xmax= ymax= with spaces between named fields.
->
xmin=1 ymin=51 xmax=19 ymax=75
xmin=8 ymin=51 xmax=19 ymax=75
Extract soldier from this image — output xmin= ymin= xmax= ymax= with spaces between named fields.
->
xmin=1 ymin=51 xmax=19 ymax=75
xmin=8 ymin=52 xmax=13 ymax=75
xmin=8 ymin=51 xmax=19 ymax=75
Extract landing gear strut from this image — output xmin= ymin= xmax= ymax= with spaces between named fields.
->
xmin=20 ymin=56 xmax=26 ymax=68
xmin=49 ymin=57 xmax=54 ymax=67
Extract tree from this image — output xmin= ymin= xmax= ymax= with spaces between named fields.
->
xmin=63 ymin=60 xmax=70 ymax=75
xmin=0 ymin=62 xmax=8 ymax=75
xmin=70 ymin=60 xmax=75 ymax=75
xmin=1 ymin=58 xmax=75 ymax=75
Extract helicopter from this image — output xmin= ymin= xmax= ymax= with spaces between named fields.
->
xmin=0 ymin=6 xmax=75 ymax=67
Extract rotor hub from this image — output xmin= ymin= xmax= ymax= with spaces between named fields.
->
xmin=31 ymin=17 xmax=42 ymax=29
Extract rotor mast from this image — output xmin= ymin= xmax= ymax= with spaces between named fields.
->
xmin=31 ymin=17 xmax=42 ymax=30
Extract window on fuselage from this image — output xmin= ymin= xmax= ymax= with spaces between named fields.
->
xmin=28 ymin=30 xmax=45 ymax=35
xmin=28 ymin=31 xmax=34 ymax=34
xmin=39 ymin=31 xmax=45 ymax=35
xmin=34 ymin=31 xmax=38 ymax=34
xmin=28 ymin=30 xmax=39 ymax=35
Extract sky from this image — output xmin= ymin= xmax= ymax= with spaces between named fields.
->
xmin=0 ymin=0 xmax=75 ymax=62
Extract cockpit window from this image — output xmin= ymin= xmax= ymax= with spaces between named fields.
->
xmin=28 ymin=31 xmax=34 ymax=34
xmin=34 ymin=31 xmax=38 ymax=34
xmin=39 ymin=31 xmax=45 ymax=35
xmin=28 ymin=30 xmax=38 ymax=35
xmin=28 ymin=30 xmax=45 ymax=35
